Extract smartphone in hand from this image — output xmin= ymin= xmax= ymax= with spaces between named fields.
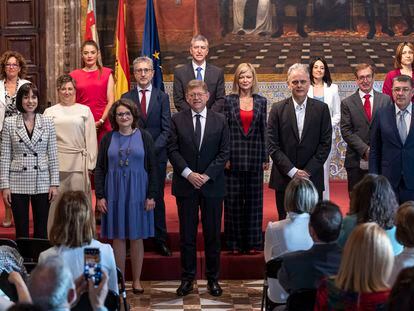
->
xmin=84 ymin=247 xmax=102 ymax=286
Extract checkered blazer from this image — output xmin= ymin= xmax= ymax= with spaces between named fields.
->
xmin=0 ymin=114 xmax=59 ymax=194
xmin=224 ymin=94 xmax=268 ymax=171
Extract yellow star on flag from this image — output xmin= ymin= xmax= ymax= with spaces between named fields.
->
xmin=152 ymin=51 xmax=160 ymax=60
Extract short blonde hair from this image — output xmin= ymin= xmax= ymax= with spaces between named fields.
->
xmin=232 ymin=63 xmax=258 ymax=94
xmin=396 ymin=201 xmax=414 ymax=248
xmin=335 ymin=223 xmax=394 ymax=292
xmin=284 ymin=178 xmax=319 ymax=214
xmin=49 ymin=191 xmax=95 ymax=247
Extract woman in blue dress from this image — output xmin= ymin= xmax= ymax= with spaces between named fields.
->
xmin=95 ymin=98 xmax=158 ymax=294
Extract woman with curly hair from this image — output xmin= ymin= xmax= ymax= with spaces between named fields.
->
xmin=337 ymin=173 xmax=402 ymax=254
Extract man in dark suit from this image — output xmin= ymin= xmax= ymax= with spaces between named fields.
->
xmin=122 ymin=56 xmax=172 ymax=256
xmin=271 ymin=0 xmax=309 ymax=38
xmin=370 ymin=74 xmax=414 ymax=203
xmin=278 ymin=201 xmax=342 ymax=293
xmin=168 ymin=80 xmax=229 ymax=297
xmin=268 ymin=63 xmax=332 ymax=219
xmin=341 ymin=63 xmax=392 ymax=194
xmin=173 ymin=34 xmax=225 ymax=112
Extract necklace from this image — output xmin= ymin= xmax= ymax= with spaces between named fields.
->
xmin=4 ymin=78 xmax=19 ymax=97
xmin=118 ymin=129 xmax=135 ymax=167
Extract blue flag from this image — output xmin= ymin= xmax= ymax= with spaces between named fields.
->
xmin=141 ymin=0 xmax=164 ymax=91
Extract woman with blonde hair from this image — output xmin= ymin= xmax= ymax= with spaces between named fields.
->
xmin=38 ymin=191 xmax=118 ymax=293
xmin=223 ymin=62 xmax=268 ymax=254
xmin=314 ymin=222 xmax=394 ymax=310
xmin=264 ymin=178 xmax=318 ymax=305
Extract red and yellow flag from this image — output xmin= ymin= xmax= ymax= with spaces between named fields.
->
xmin=114 ymin=0 xmax=130 ymax=100
xmin=84 ymin=0 xmax=99 ymax=43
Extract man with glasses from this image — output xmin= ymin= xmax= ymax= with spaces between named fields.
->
xmin=168 ymin=80 xmax=229 ymax=297
xmin=173 ymin=34 xmax=225 ymax=112
xmin=267 ymin=63 xmax=332 ymax=220
xmin=341 ymin=63 xmax=392 ymax=194
xmin=122 ymin=56 xmax=172 ymax=257
xmin=370 ymin=75 xmax=414 ymax=203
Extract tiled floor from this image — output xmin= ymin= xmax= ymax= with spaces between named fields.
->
xmin=126 ymin=280 xmax=264 ymax=310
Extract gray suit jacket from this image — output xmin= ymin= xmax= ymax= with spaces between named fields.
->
xmin=340 ymin=90 xmax=391 ymax=169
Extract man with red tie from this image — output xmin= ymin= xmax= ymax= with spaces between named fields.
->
xmin=340 ymin=63 xmax=392 ymax=194
xmin=122 ymin=56 xmax=172 ymax=257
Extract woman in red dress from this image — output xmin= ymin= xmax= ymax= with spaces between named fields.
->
xmin=70 ymin=40 xmax=114 ymax=143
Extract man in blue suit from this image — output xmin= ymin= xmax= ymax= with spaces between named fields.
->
xmin=370 ymin=74 xmax=414 ymax=203
xmin=122 ymin=56 xmax=172 ymax=256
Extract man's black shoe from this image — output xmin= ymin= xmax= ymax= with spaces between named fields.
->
xmin=403 ymin=27 xmax=413 ymax=36
xmin=156 ymin=242 xmax=172 ymax=257
xmin=382 ymin=27 xmax=395 ymax=37
xmin=297 ymin=28 xmax=308 ymax=38
xmin=367 ymin=28 xmax=376 ymax=39
xmin=176 ymin=280 xmax=193 ymax=296
xmin=207 ymin=280 xmax=223 ymax=297
xmin=271 ymin=30 xmax=283 ymax=38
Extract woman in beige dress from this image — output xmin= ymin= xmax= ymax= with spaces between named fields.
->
xmin=44 ymin=74 xmax=97 ymax=232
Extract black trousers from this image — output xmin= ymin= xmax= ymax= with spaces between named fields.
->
xmin=346 ymin=167 xmax=368 ymax=195
xmin=273 ymin=0 xmax=308 ymax=31
xmin=176 ymin=192 xmax=223 ymax=282
xmin=11 ymin=193 xmax=49 ymax=239
xmin=395 ymin=178 xmax=414 ymax=205
xmin=154 ymin=161 xmax=168 ymax=244
xmin=363 ymin=0 xmax=390 ymax=29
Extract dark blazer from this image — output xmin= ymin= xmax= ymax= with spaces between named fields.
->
xmin=278 ymin=243 xmax=342 ymax=293
xmin=341 ymin=90 xmax=392 ymax=168
xmin=167 ymin=108 xmax=230 ymax=198
xmin=173 ymin=63 xmax=225 ymax=112
xmin=267 ymin=97 xmax=332 ymax=192
xmin=121 ymin=87 xmax=171 ymax=162
xmin=224 ymin=93 xmax=267 ymax=171
xmin=369 ymin=103 xmax=414 ymax=190
xmin=95 ymin=130 xmax=159 ymax=200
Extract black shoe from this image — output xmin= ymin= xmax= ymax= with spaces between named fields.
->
xmin=297 ymin=28 xmax=308 ymax=38
xmin=176 ymin=280 xmax=193 ymax=296
xmin=367 ymin=28 xmax=376 ymax=39
xmin=156 ymin=242 xmax=172 ymax=257
xmin=382 ymin=27 xmax=395 ymax=37
xmin=207 ymin=280 xmax=223 ymax=297
xmin=271 ymin=30 xmax=283 ymax=38
xmin=403 ymin=27 xmax=413 ymax=36
xmin=237 ymin=30 xmax=246 ymax=35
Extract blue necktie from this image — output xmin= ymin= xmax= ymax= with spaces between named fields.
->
xmin=196 ymin=67 xmax=202 ymax=81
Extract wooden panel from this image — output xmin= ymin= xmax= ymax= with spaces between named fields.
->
xmin=3 ymin=35 xmax=38 ymax=67
xmin=3 ymin=0 xmax=36 ymax=28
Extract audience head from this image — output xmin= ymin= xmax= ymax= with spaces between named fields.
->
xmin=309 ymin=57 xmax=332 ymax=87
xmin=0 ymin=50 xmax=27 ymax=80
xmin=80 ymin=40 xmax=101 ymax=69
xmin=309 ymin=201 xmax=342 ymax=243
xmin=133 ymin=56 xmax=154 ymax=89
xmin=287 ymin=63 xmax=310 ymax=103
xmin=395 ymin=201 xmax=414 ymax=248
xmin=16 ymin=83 xmax=42 ymax=114
xmin=284 ymin=178 xmax=319 ymax=214
xmin=392 ymin=75 xmax=414 ymax=111
xmin=185 ymin=80 xmax=210 ymax=113
xmin=387 ymin=267 xmax=414 ymax=311
xmin=335 ymin=223 xmax=394 ymax=292
xmin=350 ymin=174 xmax=397 ymax=230
xmin=354 ymin=63 xmax=375 ymax=94
xmin=28 ymin=256 xmax=76 ymax=310
xmin=109 ymin=98 xmax=140 ymax=131
xmin=49 ymin=191 xmax=96 ymax=248
xmin=232 ymin=63 xmax=258 ymax=94
xmin=190 ymin=34 xmax=209 ymax=66
xmin=394 ymin=42 xmax=414 ymax=70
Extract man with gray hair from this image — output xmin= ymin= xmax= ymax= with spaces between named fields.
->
xmin=29 ymin=256 xmax=108 ymax=311
xmin=267 ymin=63 xmax=332 ymax=219
xmin=122 ymin=56 xmax=172 ymax=257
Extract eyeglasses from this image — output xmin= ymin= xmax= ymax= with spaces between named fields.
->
xmin=187 ymin=92 xmax=206 ymax=99
xmin=290 ymin=80 xmax=308 ymax=86
xmin=5 ymin=63 xmax=19 ymax=68
xmin=393 ymin=87 xmax=412 ymax=93
xmin=116 ymin=111 xmax=132 ymax=118
xmin=134 ymin=68 xmax=152 ymax=74
xmin=357 ymin=75 xmax=373 ymax=82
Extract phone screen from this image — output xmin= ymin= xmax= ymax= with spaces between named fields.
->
xmin=84 ymin=248 xmax=102 ymax=286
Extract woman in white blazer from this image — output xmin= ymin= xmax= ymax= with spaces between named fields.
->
xmin=0 ymin=83 xmax=59 ymax=239
xmin=0 ymin=51 xmax=30 ymax=227
xmin=308 ymin=57 xmax=341 ymax=200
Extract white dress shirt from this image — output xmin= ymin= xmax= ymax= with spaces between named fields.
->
xmin=395 ymin=102 xmax=412 ymax=135
xmin=137 ymin=84 xmax=153 ymax=114
xmin=358 ymin=89 xmax=374 ymax=115
xmin=192 ymin=61 xmax=206 ymax=80
xmin=181 ymin=107 xmax=207 ymax=179
xmin=389 ymin=247 xmax=414 ymax=285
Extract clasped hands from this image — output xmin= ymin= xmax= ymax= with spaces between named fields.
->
xmin=294 ymin=169 xmax=310 ymax=179
xmin=188 ymin=172 xmax=210 ymax=189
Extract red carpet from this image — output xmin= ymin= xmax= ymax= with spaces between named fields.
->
xmin=0 ymin=181 xmax=349 ymax=280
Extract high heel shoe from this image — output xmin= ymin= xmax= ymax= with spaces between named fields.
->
xmin=132 ymin=287 xmax=144 ymax=294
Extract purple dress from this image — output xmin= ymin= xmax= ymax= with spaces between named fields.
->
xmin=100 ymin=130 xmax=154 ymax=239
